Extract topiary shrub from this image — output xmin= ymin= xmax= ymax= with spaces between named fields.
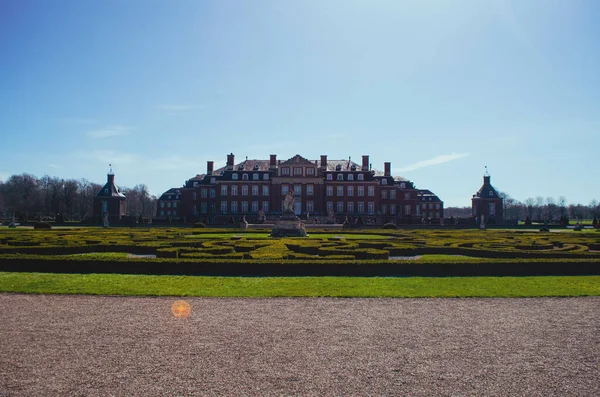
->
xmin=193 ymin=222 xmax=206 ymax=228
xmin=383 ymin=223 xmax=397 ymax=229
xmin=33 ymin=222 xmax=52 ymax=229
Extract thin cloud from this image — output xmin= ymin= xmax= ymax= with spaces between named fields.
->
xmin=395 ymin=152 xmax=470 ymax=172
xmin=86 ymin=125 xmax=133 ymax=139
xmin=57 ymin=117 xmax=98 ymax=125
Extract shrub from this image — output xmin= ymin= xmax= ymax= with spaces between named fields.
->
xmin=193 ymin=222 xmax=206 ymax=228
xmin=383 ymin=223 xmax=397 ymax=230
xmin=33 ymin=222 xmax=52 ymax=229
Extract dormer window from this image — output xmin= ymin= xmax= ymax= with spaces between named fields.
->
xmin=193 ymin=182 xmax=198 ymax=187
xmin=348 ymin=174 xmax=354 ymax=181
xmin=253 ymin=173 xmax=259 ymax=180
xmin=489 ymin=191 xmax=494 ymax=197
xmin=357 ymin=174 xmax=364 ymax=181
xmin=337 ymin=174 xmax=343 ymax=181
xmin=326 ymin=174 xmax=333 ymax=181
xmin=254 ymin=164 xmax=260 ymax=170
xmin=242 ymin=174 xmax=249 ymax=180
xmin=335 ymin=164 xmax=342 ymax=171
xmin=238 ymin=164 xmax=244 ymax=170
xmin=104 ymin=188 xmax=108 ymax=194
xmin=263 ymin=174 xmax=269 ymax=180
xmin=400 ymin=182 xmax=405 ymax=189
xmin=210 ymin=177 xmax=216 ymax=184
xmin=382 ymin=179 xmax=387 ymax=185
xmin=351 ymin=165 xmax=357 ymax=171
xmin=232 ymin=173 xmax=238 ymax=180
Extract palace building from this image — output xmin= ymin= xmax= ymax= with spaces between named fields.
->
xmin=471 ymin=172 xmax=504 ymax=224
xmin=156 ymin=154 xmax=443 ymax=224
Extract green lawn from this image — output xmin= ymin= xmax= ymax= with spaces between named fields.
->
xmin=0 ymin=272 xmax=598 ymax=298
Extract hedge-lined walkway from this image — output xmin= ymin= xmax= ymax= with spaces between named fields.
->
xmin=1 ymin=294 xmax=598 ymax=396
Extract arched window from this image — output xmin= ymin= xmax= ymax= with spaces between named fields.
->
xmin=232 ymin=173 xmax=238 ymax=180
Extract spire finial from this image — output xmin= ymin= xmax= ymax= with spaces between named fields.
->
xmin=109 ymin=163 xmax=114 ymax=175
xmin=485 ymin=165 xmax=489 ymax=176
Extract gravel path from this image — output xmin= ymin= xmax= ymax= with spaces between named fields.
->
xmin=0 ymin=294 xmax=598 ymax=396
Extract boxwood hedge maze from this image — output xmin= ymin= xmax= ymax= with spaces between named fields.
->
xmin=0 ymin=228 xmax=599 ymax=277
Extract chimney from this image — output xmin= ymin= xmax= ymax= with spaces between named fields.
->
xmin=384 ymin=162 xmax=391 ymax=177
xmin=362 ymin=155 xmax=369 ymax=171
xmin=320 ymin=155 xmax=327 ymax=169
xmin=226 ymin=153 xmax=234 ymax=169
xmin=207 ymin=161 xmax=214 ymax=175
xmin=484 ymin=175 xmax=491 ymax=185
xmin=270 ymin=154 xmax=277 ymax=167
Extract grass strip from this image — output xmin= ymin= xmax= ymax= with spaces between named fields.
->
xmin=0 ymin=272 xmax=598 ymax=298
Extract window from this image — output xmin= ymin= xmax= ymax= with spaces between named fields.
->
xmin=307 ymin=184 xmax=314 ymax=195
xmin=210 ymin=177 xmax=216 ymax=184
xmin=357 ymin=174 xmax=364 ymax=181
xmin=263 ymin=174 xmax=269 ymax=180
xmin=201 ymin=188 xmax=207 ymax=198
xmin=348 ymin=174 xmax=354 ymax=181
xmin=193 ymin=192 xmax=197 ymax=200
xmin=382 ymin=179 xmax=387 ymax=185
xmin=400 ymin=183 xmax=406 ymax=189
xmin=167 ymin=202 xmax=171 ymax=208
xmin=293 ymin=167 xmax=302 ymax=176
xmin=408 ymin=205 xmax=413 ymax=215
xmin=337 ymin=202 xmax=344 ymax=213
xmin=429 ymin=203 xmax=433 ymax=209
xmin=160 ymin=210 xmax=164 ymax=216
xmin=231 ymin=201 xmax=238 ymax=212
xmin=382 ymin=190 xmax=388 ymax=199
xmin=209 ymin=188 xmax=215 ymax=198
xmin=262 ymin=201 xmax=269 ymax=212
xmin=347 ymin=186 xmax=353 ymax=196
xmin=201 ymin=203 xmax=207 ymax=213
xmin=193 ymin=182 xmax=199 ymax=187
xmin=436 ymin=204 xmax=440 ymax=210
xmin=382 ymin=204 xmax=387 ymax=214
xmin=160 ymin=201 xmax=165 ymax=208
xmin=282 ymin=185 xmax=289 ymax=195
xmin=422 ymin=204 xmax=427 ymax=209
xmin=306 ymin=200 xmax=314 ymax=212
xmin=390 ymin=189 xmax=396 ymax=199
xmin=326 ymin=186 xmax=333 ymax=196
xmin=358 ymin=186 xmax=364 ymax=196
xmin=262 ymin=185 xmax=269 ymax=196
xmin=404 ymin=193 xmax=410 ymax=200
xmin=232 ymin=185 xmax=238 ymax=196
xmin=281 ymin=167 xmax=290 ymax=175
xmin=242 ymin=174 xmax=249 ymax=180
xmin=221 ymin=185 xmax=228 ymax=196
xmin=337 ymin=186 xmax=343 ymax=196
xmin=210 ymin=203 xmax=215 ymax=213
xmin=390 ymin=204 xmax=396 ymax=215
xmin=242 ymin=185 xmax=248 ymax=195
xmin=252 ymin=201 xmax=259 ymax=212
xmin=489 ymin=191 xmax=494 ymax=197
xmin=173 ymin=202 xmax=177 ymax=208
xmin=252 ymin=185 xmax=259 ymax=196
xmin=358 ymin=202 xmax=365 ymax=213
xmin=306 ymin=168 xmax=314 ymax=176
xmin=326 ymin=174 xmax=333 ymax=180
xmin=326 ymin=201 xmax=333 ymax=212
xmin=368 ymin=186 xmax=374 ymax=196
xmin=347 ymin=202 xmax=354 ymax=213
xmin=167 ymin=211 xmax=171 ymax=216
xmin=436 ymin=211 xmax=440 ymax=218
xmin=337 ymin=174 xmax=343 ymax=181
xmin=241 ymin=201 xmax=248 ymax=212
xmin=220 ymin=201 xmax=227 ymax=213
xmin=294 ymin=185 xmax=301 ymax=195
xmin=368 ymin=202 xmax=375 ymax=214
xmin=253 ymin=173 xmax=259 ymax=180
xmin=232 ymin=173 xmax=238 ymax=180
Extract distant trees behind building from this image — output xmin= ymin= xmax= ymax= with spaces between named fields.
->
xmin=446 ymin=192 xmax=600 ymax=224
xmin=0 ymin=173 xmax=157 ymax=221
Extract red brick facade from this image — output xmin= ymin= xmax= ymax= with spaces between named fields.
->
xmin=472 ymin=175 xmax=504 ymax=224
xmin=157 ymin=154 xmax=443 ymax=224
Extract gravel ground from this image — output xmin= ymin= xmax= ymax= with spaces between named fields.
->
xmin=0 ymin=294 xmax=598 ymax=397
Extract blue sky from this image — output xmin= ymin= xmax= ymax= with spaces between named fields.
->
xmin=0 ymin=0 xmax=598 ymax=207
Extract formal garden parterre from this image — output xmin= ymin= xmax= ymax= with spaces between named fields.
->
xmin=0 ymin=228 xmax=599 ymax=277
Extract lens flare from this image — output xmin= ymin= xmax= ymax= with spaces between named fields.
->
xmin=171 ymin=300 xmax=191 ymax=318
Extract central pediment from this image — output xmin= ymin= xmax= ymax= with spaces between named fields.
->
xmin=279 ymin=154 xmax=316 ymax=166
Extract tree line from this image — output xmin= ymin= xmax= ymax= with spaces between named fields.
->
xmin=445 ymin=192 xmax=600 ymax=223
xmin=0 ymin=173 xmax=157 ymax=222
